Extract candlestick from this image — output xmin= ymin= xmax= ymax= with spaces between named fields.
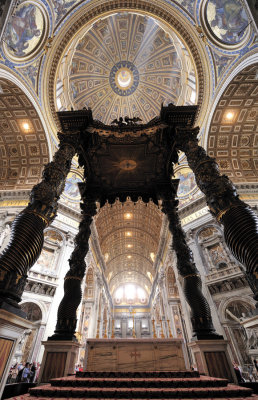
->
xmin=167 ymin=319 xmax=173 ymax=338
xmin=152 ymin=318 xmax=157 ymax=338
xmin=160 ymin=318 xmax=165 ymax=338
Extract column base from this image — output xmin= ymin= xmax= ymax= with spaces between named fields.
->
xmin=188 ymin=339 xmax=237 ymax=384
xmin=191 ymin=332 xmax=224 ymax=341
xmin=48 ymin=333 xmax=77 ymax=341
xmin=39 ymin=340 xmax=80 ymax=383
xmin=0 ymin=309 xmax=33 ymax=399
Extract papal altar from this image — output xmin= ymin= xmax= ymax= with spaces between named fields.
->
xmin=85 ymin=338 xmax=187 ymax=372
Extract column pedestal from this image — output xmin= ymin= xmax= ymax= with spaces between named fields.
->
xmin=0 ymin=309 xmax=33 ymax=399
xmin=188 ymin=340 xmax=237 ymax=383
xmin=39 ymin=340 xmax=80 ymax=383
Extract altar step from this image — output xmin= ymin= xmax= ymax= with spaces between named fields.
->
xmin=8 ymin=370 xmax=256 ymax=400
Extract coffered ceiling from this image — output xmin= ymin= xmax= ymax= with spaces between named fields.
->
xmin=207 ymin=63 xmax=258 ymax=183
xmin=0 ymin=79 xmax=49 ymax=191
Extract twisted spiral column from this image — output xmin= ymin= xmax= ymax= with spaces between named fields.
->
xmin=162 ymin=195 xmax=222 ymax=339
xmin=175 ymin=127 xmax=258 ymax=310
xmin=50 ymin=185 xmax=97 ymax=340
xmin=0 ymin=132 xmax=79 ymax=312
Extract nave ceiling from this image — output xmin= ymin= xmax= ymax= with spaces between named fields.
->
xmin=95 ymin=198 xmax=163 ymax=302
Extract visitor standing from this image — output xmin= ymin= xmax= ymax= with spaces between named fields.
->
xmin=29 ymin=362 xmax=37 ymax=382
xmin=21 ymin=362 xmax=30 ymax=382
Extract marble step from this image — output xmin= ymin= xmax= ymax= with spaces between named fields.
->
xmin=76 ymin=371 xmax=199 ymax=378
xmin=29 ymin=383 xmax=253 ymax=398
xmin=8 ymin=396 xmax=257 ymax=400
xmin=50 ymin=375 xmax=229 ymax=388
xmin=9 ymin=394 xmax=257 ymax=400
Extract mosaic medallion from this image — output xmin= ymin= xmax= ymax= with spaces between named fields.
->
xmin=4 ymin=2 xmax=47 ymax=59
xmin=109 ymin=61 xmax=139 ymax=96
xmin=204 ymin=0 xmax=249 ymax=46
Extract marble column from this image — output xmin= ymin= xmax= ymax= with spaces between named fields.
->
xmin=161 ymin=193 xmax=222 ymax=340
xmin=175 ymin=127 xmax=258 ymax=311
xmin=0 ymin=132 xmax=79 ymax=315
xmin=50 ymin=184 xmax=97 ymax=340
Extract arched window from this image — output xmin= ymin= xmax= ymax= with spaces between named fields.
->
xmin=114 ymin=284 xmax=147 ymax=305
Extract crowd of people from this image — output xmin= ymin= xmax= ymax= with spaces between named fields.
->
xmin=233 ymin=360 xmax=258 ymax=383
xmin=7 ymin=359 xmax=258 ymax=384
xmin=7 ymin=362 xmax=40 ymax=384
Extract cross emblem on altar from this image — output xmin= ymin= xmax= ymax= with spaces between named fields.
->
xmin=130 ymin=349 xmax=141 ymax=362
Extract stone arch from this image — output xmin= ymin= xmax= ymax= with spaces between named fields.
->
xmin=16 ymin=300 xmax=46 ymax=364
xmin=219 ymin=297 xmax=255 ymax=365
xmin=219 ymin=296 xmax=255 ymax=324
xmin=30 ymin=228 xmax=64 ymax=277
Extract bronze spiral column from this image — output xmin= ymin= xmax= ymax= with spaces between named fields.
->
xmin=175 ymin=127 xmax=258 ymax=310
xmin=50 ymin=184 xmax=97 ymax=340
xmin=161 ymin=191 xmax=222 ymax=339
xmin=0 ymin=132 xmax=79 ymax=314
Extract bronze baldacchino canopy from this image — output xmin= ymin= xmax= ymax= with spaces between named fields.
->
xmin=57 ymin=104 xmax=197 ymax=205
xmin=0 ymin=104 xmax=257 ymax=342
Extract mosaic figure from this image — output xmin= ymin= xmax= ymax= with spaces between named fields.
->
xmin=53 ymin=0 xmax=78 ymax=23
xmin=206 ymin=0 xmax=249 ymax=44
xmin=63 ymin=172 xmax=82 ymax=200
xmin=175 ymin=168 xmax=197 ymax=197
xmin=5 ymin=4 xmax=43 ymax=57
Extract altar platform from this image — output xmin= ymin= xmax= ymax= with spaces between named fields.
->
xmin=85 ymin=338 xmax=187 ymax=372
